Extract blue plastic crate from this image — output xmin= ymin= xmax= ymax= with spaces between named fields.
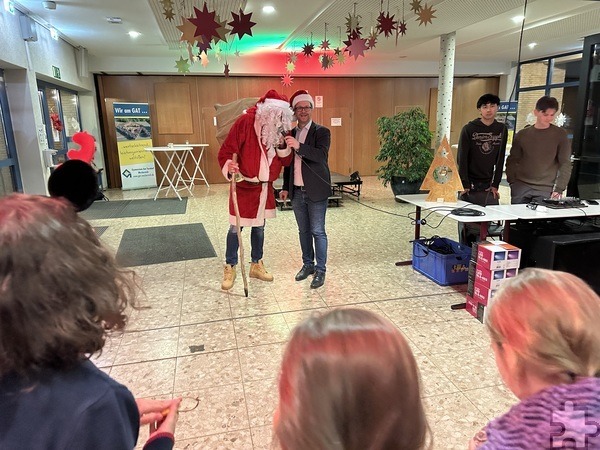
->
xmin=412 ymin=237 xmax=471 ymax=286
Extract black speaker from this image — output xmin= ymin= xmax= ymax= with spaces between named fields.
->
xmin=509 ymin=226 xmax=600 ymax=294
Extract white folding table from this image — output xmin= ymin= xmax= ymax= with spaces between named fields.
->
xmin=145 ymin=146 xmax=193 ymax=201
xmin=171 ymin=143 xmax=210 ymax=188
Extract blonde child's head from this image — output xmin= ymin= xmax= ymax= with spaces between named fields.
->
xmin=486 ymin=268 xmax=600 ymax=396
xmin=274 ymin=308 xmax=430 ymax=450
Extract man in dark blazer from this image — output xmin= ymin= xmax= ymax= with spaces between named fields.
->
xmin=279 ymin=90 xmax=332 ymax=289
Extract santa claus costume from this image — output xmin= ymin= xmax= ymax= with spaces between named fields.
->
xmin=218 ymin=90 xmax=294 ymax=290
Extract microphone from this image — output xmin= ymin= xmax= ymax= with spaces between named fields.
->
xmin=278 ymin=130 xmax=291 ymax=150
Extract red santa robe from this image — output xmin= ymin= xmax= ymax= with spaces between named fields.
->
xmin=218 ymin=105 xmax=293 ymax=227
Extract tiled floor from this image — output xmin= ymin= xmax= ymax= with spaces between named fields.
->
xmin=90 ymin=177 xmax=517 ymax=449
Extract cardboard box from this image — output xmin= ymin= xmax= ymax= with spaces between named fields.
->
xmin=466 ymin=260 xmax=477 ymax=297
xmin=476 ymin=243 xmax=507 ymax=270
xmin=476 ymin=302 xmax=486 ymax=323
xmin=466 ymin=295 xmax=478 ymax=318
xmin=475 ymin=266 xmax=508 ymax=290
xmin=473 ymin=280 xmax=497 ymax=306
xmin=493 ymin=241 xmax=522 ymax=269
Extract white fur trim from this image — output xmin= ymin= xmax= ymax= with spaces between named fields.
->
xmin=222 ymin=159 xmax=232 ymax=180
xmin=276 ymin=147 xmax=292 ymax=158
xmin=292 ymin=93 xmax=314 ymax=108
xmin=263 ymin=98 xmax=291 ymax=110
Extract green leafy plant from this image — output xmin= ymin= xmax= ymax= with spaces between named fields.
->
xmin=375 ymin=107 xmax=434 ymax=186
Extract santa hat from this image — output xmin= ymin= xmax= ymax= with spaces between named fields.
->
xmin=290 ymin=90 xmax=314 ymax=108
xmin=258 ymin=89 xmax=290 ymax=111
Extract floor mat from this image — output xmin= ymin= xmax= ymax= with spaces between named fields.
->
xmin=115 ymin=223 xmax=216 ymax=267
xmin=81 ymin=198 xmax=187 ymax=220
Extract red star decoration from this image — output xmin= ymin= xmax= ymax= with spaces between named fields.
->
xmin=228 ymin=8 xmax=256 ymax=39
xmin=377 ymin=12 xmax=397 ymax=38
xmin=346 ymin=37 xmax=368 ymax=60
xmin=281 ymin=73 xmax=294 ymax=87
xmin=397 ymin=20 xmax=408 ymax=36
xmin=320 ymin=39 xmax=330 ymax=50
xmin=190 ymin=4 xmax=220 ymax=43
xmin=334 ymin=47 xmax=342 ymax=56
xmin=224 ymin=63 xmax=230 ymax=77
xmin=367 ymin=32 xmax=378 ymax=49
xmin=302 ymin=42 xmax=315 ymax=57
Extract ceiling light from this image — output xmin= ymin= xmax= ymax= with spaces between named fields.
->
xmin=42 ymin=1 xmax=56 ymax=10
xmin=4 ymin=0 xmax=15 ymax=14
xmin=511 ymin=15 xmax=524 ymax=23
xmin=528 ymin=42 xmax=537 ymax=49
xmin=106 ymin=17 xmax=122 ymax=24
xmin=262 ymin=5 xmax=275 ymax=14
xmin=128 ymin=31 xmax=141 ymax=38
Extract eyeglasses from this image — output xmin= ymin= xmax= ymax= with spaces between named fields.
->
xmin=294 ymin=106 xmax=312 ymax=112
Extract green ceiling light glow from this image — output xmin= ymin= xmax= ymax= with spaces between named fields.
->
xmin=232 ymin=34 xmax=285 ymax=53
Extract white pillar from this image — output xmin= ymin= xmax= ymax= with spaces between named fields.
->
xmin=436 ymin=32 xmax=456 ymax=148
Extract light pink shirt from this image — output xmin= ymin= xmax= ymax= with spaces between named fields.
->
xmin=293 ymin=121 xmax=311 ymax=187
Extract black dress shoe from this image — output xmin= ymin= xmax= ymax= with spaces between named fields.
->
xmin=295 ymin=265 xmax=315 ymax=281
xmin=310 ymin=271 xmax=325 ymax=289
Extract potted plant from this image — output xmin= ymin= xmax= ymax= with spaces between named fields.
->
xmin=375 ymin=107 xmax=434 ymax=197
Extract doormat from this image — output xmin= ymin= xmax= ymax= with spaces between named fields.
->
xmin=116 ymin=223 xmax=216 ymax=267
xmin=93 ymin=226 xmax=108 ymax=237
xmin=81 ymin=198 xmax=187 ymax=220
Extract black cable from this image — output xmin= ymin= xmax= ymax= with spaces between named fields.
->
xmin=509 ymin=0 xmax=529 ymax=102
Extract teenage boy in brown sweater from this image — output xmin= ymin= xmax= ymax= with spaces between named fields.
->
xmin=506 ymin=96 xmax=572 ymax=204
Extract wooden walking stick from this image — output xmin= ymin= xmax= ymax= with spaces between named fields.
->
xmin=230 ymin=153 xmax=249 ymax=297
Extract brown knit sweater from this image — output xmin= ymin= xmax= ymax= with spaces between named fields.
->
xmin=505 ymin=124 xmax=572 ymax=192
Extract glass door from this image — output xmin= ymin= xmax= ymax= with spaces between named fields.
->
xmin=37 ymin=81 xmax=81 ymax=165
xmin=570 ymin=34 xmax=600 ymax=199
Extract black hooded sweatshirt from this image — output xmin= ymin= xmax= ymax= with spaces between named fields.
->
xmin=457 ymin=118 xmax=508 ymax=190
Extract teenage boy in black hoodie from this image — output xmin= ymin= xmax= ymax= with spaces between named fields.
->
xmin=458 ymin=93 xmax=508 ymax=207
xmin=457 ymin=94 xmax=508 ymax=244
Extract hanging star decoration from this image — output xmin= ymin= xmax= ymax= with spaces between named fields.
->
xmin=320 ymin=54 xmax=335 ymax=70
xmin=410 ymin=0 xmax=422 ymax=13
xmin=320 ymin=39 xmax=331 ymax=50
xmin=228 ymin=8 xmax=256 ymax=39
xmin=190 ymin=4 xmax=221 ymax=43
xmin=367 ymin=30 xmax=378 ymax=49
xmin=417 ymin=3 xmax=436 ymax=26
xmin=160 ymin=0 xmax=173 ymax=8
xmin=281 ymin=73 xmax=294 ymax=87
xmin=196 ymin=37 xmax=212 ymax=55
xmin=177 ymin=18 xmax=198 ymax=45
xmin=397 ymin=20 xmax=408 ymax=36
xmin=377 ymin=12 xmax=397 ymax=38
xmin=346 ymin=37 xmax=369 ymax=60
xmin=286 ymin=61 xmax=296 ymax=72
xmin=345 ymin=12 xmax=362 ymax=35
xmin=224 ymin=63 xmax=230 ymax=77
xmin=163 ymin=8 xmax=175 ymax=21
xmin=337 ymin=52 xmax=346 ymax=64
xmin=234 ymin=50 xmax=241 ymax=57
xmin=334 ymin=47 xmax=342 ymax=56
xmin=302 ymin=42 xmax=315 ymax=57
xmin=175 ymin=56 xmax=191 ymax=74
xmin=288 ymin=52 xmax=298 ymax=63
xmin=212 ymin=16 xmax=229 ymax=44
xmin=214 ymin=46 xmax=222 ymax=62
xmin=200 ymin=53 xmax=210 ymax=68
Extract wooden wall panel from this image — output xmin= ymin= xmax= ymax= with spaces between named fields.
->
xmin=154 ymin=82 xmax=194 ymax=134
xmin=95 ymin=75 xmax=500 ymax=188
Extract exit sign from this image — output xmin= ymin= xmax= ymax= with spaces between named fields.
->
xmin=52 ymin=66 xmax=61 ymax=79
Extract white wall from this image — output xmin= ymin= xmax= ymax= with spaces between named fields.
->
xmin=0 ymin=8 xmax=103 ymax=194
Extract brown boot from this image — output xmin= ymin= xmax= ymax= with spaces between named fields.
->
xmin=249 ymin=260 xmax=274 ymax=282
xmin=221 ymin=264 xmax=236 ymax=290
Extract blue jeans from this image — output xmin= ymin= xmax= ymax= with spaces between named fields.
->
xmin=291 ymin=189 xmax=328 ymax=273
xmin=225 ymin=224 xmax=264 ymax=265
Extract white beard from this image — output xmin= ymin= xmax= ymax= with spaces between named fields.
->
xmin=255 ymin=102 xmax=294 ymax=149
